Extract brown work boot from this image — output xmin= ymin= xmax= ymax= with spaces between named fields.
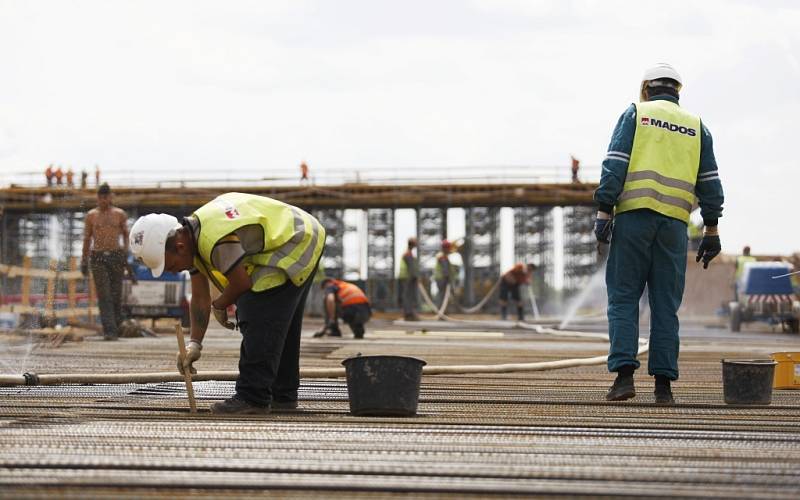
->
xmin=210 ymin=396 xmax=270 ymax=415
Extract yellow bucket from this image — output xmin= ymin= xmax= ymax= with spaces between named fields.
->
xmin=771 ymin=352 xmax=800 ymax=389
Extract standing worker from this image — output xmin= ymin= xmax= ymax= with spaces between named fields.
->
xmin=593 ymin=63 xmax=724 ymax=405
xmin=313 ymin=278 xmax=371 ymax=339
xmin=398 ymin=237 xmax=420 ymax=321
xmin=734 ymin=246 xmax=756 ymax=300
xmin=130 ymin=192 xmax=325 ymax=414
xmin=45 ymin=164 xmax=54 ymax=186
xmin=433 ymin=240 xmax=455 ymax=308
xmin=81 ymin=183 xmax=135 ymax=340
xmin=499 ymin=263 xmax=536 ymax=321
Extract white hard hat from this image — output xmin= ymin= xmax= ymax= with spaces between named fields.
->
xmin=129 ymin=213 xmax=181 ymax=277
xmin=640 ymin=63 xmax=683 ymax=101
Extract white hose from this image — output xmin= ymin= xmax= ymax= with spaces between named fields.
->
xmin=455 ymin=277 xmax=502 ymax=314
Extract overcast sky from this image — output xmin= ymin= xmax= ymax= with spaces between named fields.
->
xmin=1 ymin=0 xmax=798 ymax=254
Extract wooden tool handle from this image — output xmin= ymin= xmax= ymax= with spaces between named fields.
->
xmin=175 ymin=324 xmax=197 ymax=413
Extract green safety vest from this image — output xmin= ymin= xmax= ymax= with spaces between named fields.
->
xmin=616 ymin=100 xmax=701 ymax=224
xmin=192 ymin=193 xmax=325 ymax=292
xmin=735 ymin=255 xmax=756 ymax=279
xmin=398 ymin=251 xmax=417 ymax=279
xmin=433 ymin=252 xmax=458 ymax=282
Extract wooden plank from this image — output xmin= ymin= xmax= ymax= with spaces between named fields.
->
xmin=44 ymin=259 xmax=57 ymax=319
xmin=20 ymin=256 xmax=31 ymax=307
xmin=67 ymin=257 xmax=78 ymax=319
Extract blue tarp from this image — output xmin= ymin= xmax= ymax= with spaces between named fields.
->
xmin=743 ymin=266 xmax=794 ymax=295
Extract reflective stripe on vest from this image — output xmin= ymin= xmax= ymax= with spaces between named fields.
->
xmin=192 ymin=193 xmax=325 ymax=292
xmin=616 ymin=100 xmax=701 ymax=224
xmin=332 ymin=279 xmax=369 ymax=307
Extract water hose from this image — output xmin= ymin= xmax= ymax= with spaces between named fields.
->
xmin=0 ymin=326 xmax=648 ymax=386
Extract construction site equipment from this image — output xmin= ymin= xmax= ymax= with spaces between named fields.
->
xmin=729 ymin=262 xmax=800 ymax=333
xmin=342 ymin=355 xmax=426 ymax=416
xmin=771 ymin=352 xmax=800 ymax=389
xmin=175 ymin=324 xmax=197 ymax=413
xmin=721 ymin=359 xmax=777 ymax=405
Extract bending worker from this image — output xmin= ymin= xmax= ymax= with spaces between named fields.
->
xmin=313 ymin=278 xmax=371 ymax=339
xmin=499 ymin=263 xmax=536 ymax=321
xmin=130 ymin=192 xmax=325 ymax=415
xmin=398 ymin=237 xmax=420 ymax=321
xmin=593 ymin=63 xmax=724 ymax=405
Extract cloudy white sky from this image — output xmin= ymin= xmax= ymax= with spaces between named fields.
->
xmin=1 ymin=0 xmax=798 ymax=254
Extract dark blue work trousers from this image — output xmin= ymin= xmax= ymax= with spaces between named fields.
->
xmin=606 ymin=209 xmax=687 ymax=380
xmin=234 ymin=267 xmax=316 ymax=407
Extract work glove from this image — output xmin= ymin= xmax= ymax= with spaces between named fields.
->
xmin=212 ymin=304 xmax=236 ymax=330
xmin=594 ymin=211 xmax=613 ymax=243
xmin=80 ymin=260 xmax=89 ymax=277
xmin=176 ymin=340 xmax=202 ymax=375
xmin=696 ymin=227 xmax=721 ymax=269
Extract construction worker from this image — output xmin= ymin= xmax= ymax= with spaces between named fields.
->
xmin=300 ymin=161 xmax=309 ymax=183
xmin=570 ymin=155 xmax=580 ymax=183
xmin=433 ymin=240 xmax=456 ymax=308
xmin=398 ymin=237 xmax=420 ymax=321
xmin=594 ymin=63 xmax=724 ymax=405
xmin=81 ymin=183 xmax=134 ymax=340
xmin=130 ymin=193 xmax=325 ymax=414
xmin=313 ymin=278 xmax=371 ymax=339
xmin=80 ymin=169 xmax=88 ymax=189
xmin=44 ymin=164 xmax=54 ymax=186
xmin=499 ymin=263 xmax=536 ymax=321
xmin=66 ymin=167 xmax=75 ymax=188
xmin=54 ymin=166 xmax=63 ymax=186
xmin=734 ymin=246 xmax=756 ymax=300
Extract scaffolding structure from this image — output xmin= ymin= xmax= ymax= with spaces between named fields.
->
xmin=312 ymin=209 xmax=345 ymax=279
xmin=366 ymin=209 xmax=395 ymax=310
xmin=514 ymin=207 xmax=555 ymax=310
xmin=562 ymin=206 xmax=600 ymax=292
xmin=0 ymin=183 xmax=601 ymax=312
xmin=463 ymin=207 xmax=500 ymax=307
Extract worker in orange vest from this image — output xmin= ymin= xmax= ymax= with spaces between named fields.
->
xmin=499 ymin=263 xmax=536 ymax=321
xmin=313 ymin=278 xmax=371 ymax=339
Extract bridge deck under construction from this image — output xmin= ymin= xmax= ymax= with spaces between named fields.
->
xmin=1 ymin=318 xmax=799 ymax=498
xmin=0 ymin=182 xmax=597 ymax=212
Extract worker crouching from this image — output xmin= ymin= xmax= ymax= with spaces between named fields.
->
xmin=130 ymin=193 xmax=325 ymax=415
xmin=314 ymin=278 xmax=371 ymax=339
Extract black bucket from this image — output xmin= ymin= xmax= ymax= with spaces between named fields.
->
xmin=721 ymin=359 xmax=777 ymax=405
xmin=341 ymin=355 xmax=426 ymax=416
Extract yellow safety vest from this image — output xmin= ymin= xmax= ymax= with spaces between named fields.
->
xmin=616 ymin=100 xmax=701 ymax=224
xmin=735 ymin=256 xmax=756 ymax=280
xmin=192 ymin=193 xmax=325 ymax=292
xmin=398 ymin=251 xmax=417 ymax=279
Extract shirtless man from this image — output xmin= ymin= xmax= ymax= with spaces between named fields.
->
xmin=81 ymin=183 xmax=133 ymax=340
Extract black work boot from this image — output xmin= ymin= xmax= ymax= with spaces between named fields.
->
xmin=654 ymin=376 xmax=675 ymax=405
xmin=517 ymin=306 xmax=525 ymax=322
xmin=606 ymin=366 xmax=636 ymax=401
xmin=271 ymin=399 xmax=299 ymax=411
xmin=500 ymin=306 xmax=507 ymax=321
xmin=210 ymin=396 xmax=270 ymax=415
